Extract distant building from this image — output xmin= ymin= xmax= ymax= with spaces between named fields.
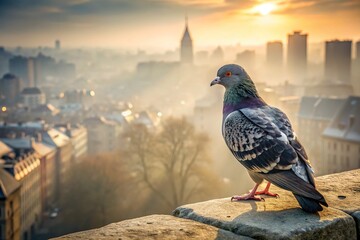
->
xmin=304 ymin=82 xmax=353 ymax=98
xmin=235 ymin=50 xmax=255 ymax=71
xmin=297 ymin=96 xmax=346 ymax=175
xmin=20 ymin=87 xmax=46 ymax=109
xmin=0 ymin=141 xmax=21 ymax=240
xmin=0 ymin=168 xmax=21 ymax=240
xmin=210 ymin=46 xmax=224 ymax=64
xmin=278 ymin=96 xmax=300 ymax=131
xmin=55 ymin=40 xmax=61 ymax=50
xmin=9 ymin=56 xmax=35 ymax=88
xmin=322 ymin=96 xmax=360 ymax=175
xmin=0 ymin=73 xmax=21 ymax=107
xmin=0 ymin=141 xmax=41 ymax=240
xmin=55 ymin=124 xmax=87 ymax=161
xmin=353 ymin=41 xmax=360 ymax=94
xmin=41 ymin=128 xmax=72 ymax=202
xmin=64 ymin=89 xmax=95 ymax=108
xmin=180 ymin=17 xmax=193 ymax=65
xmin=325 ymin=40 xmax=352 ymax=83
xmin=83 ymin=116 xmax=122 ymax=154
xmin=266 ymin=41 xmax=283 ymax=84
xmin=32 ymin=140 xmax=56 ymax=215
xmin=34 ymin=53 xmax=56 ymax=86
xmin=287 ymin=31 xmax=307 ymax=85
xmin=0 ymin=122 xmax=73 ymax=204
xmin=19 ymin=104 xmax=60 ymax=123
xmin=267 ymin=41 xmax=283 ymax=68
xmin=0 ymin=47 xmax=13 ymax=76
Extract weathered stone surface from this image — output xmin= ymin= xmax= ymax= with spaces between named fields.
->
xmin=316 ymin=169 xmax=360 ymax=214
xmin=316 ymin=169 xmax=360 ymax=236
xmin=53 ymin=214 xmax=251 ymax=240
xmin=173 ymin=170 xmax=360 ymax=240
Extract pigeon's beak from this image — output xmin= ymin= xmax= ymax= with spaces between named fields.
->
xmin=210 ymin=76 xmax=220 ymax=86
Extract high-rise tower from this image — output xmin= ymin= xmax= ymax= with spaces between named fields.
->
xmin=287 ymin=31 xmax=307 ymax=85
xmin=325 ymin=40 xmax=352 ymax=83
xmin=55 ymin=39 xmax=61 ymax=50
xmin=180 ymin=16 xmax=193 ymax=65
xmin=267 ymin=41 xmax=283 ymax=68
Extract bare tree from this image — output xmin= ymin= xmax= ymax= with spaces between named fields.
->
xmin=124 ymin=117 xmax=221 ymax=209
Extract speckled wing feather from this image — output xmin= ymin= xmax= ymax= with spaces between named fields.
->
xmin=265 ymin=106 xmax=314 ymax=184
xmin=223 ymin=108 xmax=298 ymax=173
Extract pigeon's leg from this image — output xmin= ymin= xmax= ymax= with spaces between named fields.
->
xmin=255 ymin=182 xmax=279 ymax=197
xmin=231 ymin=183 xmax=263 ymax=201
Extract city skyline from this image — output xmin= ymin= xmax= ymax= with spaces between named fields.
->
xmin=0 ymin=0 xmax=360 ymax=51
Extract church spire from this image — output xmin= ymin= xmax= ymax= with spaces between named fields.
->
xmin=180 ymin=15 xmax=193 ymax=64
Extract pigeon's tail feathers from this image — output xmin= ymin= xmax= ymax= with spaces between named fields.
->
xmin=293 ymin=194 xmax=325 ymax=213
xmin=260 ymin=170 xmax=328 ymax=211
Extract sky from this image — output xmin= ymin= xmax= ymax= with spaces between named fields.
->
xmin=0 ymin=0 xmax=360 ymax=51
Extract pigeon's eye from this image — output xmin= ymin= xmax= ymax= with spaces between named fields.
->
xmin=225 ymin=71 xmax=232 ymax=77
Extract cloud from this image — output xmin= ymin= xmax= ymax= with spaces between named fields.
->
xmin=275 ymin=0 xmax=360 ymax=15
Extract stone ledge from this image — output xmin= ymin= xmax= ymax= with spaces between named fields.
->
xmin=173 ymin=198 xmax=355 ymax=240
xmin=53 ymin=215 xmax=252 ymax=240
xmin=54 ymin=169 xmax=360 ymax=240
xmin=173 ymin=169 xmax=360 ymax=240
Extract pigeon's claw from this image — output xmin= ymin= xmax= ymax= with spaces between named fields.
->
xmin=253 ymin=182 xmax=279 ymax=198
xmin=255 ymin=190 xmax=279 ymax=198
xmin=231 ymin=194 xmax=264 ymax=202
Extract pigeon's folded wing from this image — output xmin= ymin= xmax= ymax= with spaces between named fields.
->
xmin=267 ymin=106 xmax=308 ymax=157
xmin=267 ymin=106 xmax=315 ymax=184
xmin=223 ymin=109 xmax=298 ymax=173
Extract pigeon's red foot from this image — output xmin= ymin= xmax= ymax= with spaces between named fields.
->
xmin=254 ymin=182 xmax=279 ymax=198
xmin=231 ymin=194 xmax=264 ymax=201
xmin=254 ymin=190 xmax=279 ymax=198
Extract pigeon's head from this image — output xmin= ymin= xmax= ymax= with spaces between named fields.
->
xmin=210 ymin=64 xmax=252 ymax=89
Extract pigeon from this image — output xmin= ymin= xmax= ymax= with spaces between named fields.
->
xmin=210 ymin=64 xmax=328 ymax=213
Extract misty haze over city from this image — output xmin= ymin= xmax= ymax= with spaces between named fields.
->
xmin=0 ymin=0 xmax=360 ymax=239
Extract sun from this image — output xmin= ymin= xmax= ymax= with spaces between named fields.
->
xmin=253 ymin=2 xmax=277 ymax=16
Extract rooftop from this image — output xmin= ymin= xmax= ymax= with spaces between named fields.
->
xmin=298 ymin=96 xmax=346 ymax=120
xmin=21 ymin=87 xmax=42 ymax=95
xmin=323 ymin=96 xmax=360 ymax=142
